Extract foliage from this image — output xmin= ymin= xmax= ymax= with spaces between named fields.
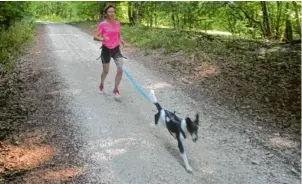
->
xmin=0 ymin=19 xmax=35 ymax=73
xmin=0 ymin=2 xmax=36 ymax=73
xmin=120 ymin=23 xmax=301 ymax=134
xmin=20 ymin=1 xmax=301 ymax=42
xmin=0 ymin=1 xmax=300 ymax=130
xmin=0 ymin=2 xmax=33 ymax=28
xmin=124 ymin=1 xmax=301 ymax=41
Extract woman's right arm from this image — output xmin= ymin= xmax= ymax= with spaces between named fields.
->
xmin=94 ymin=28 xmax=103 ymax=41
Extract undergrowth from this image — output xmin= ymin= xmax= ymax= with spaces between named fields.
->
xmin=121 ymin=24 xmax=301 ymax=134
xmin=36 ymin=15 xmax=85 ymax=23
xmin=0 ymin=18 xmax=36 ymax=73
xmin=70 ymin=21 xmax=300 ymax=135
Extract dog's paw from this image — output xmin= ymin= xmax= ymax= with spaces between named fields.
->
xmin=186 ymin=166 xmax=193 ymax=173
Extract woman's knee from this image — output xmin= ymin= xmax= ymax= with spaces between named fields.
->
xmin=117 ymin=68 xmax=123 ymax=75
xmin=102 ymin=71 xmax=109 ymax=76
xmin=102 ymin=64 xmax=110 ymax=75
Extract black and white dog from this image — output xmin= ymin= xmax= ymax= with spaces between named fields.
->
xmin=149 ymin=90 xmax=199 ymax=172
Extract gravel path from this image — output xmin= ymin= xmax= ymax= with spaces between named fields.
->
xmin=22 ymin=23 xmax=299 ymax=184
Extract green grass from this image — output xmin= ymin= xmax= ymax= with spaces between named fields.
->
xmin=121 ymin=25 xmax=195 ymax=54
xmin=37 ymin=15 xmax=66 ymax=22
xmin=0 ymin=18 xmax=36 ymax=73
xmin=120 ymin=24 xmax=300 ymax=134
xmin=121 ymin=24 xmax=264 ymax=56
xmin=37 ymin=15 xmax=87 ymax=23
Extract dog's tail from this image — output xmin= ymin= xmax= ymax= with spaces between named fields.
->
xmin=149 ymin=90 xmax=162 ymax=111
xmin=149 ymin=90 xmax=158 ymax=103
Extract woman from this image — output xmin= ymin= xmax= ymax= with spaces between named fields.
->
xmin=94 ymin=4 xmax=125 ymax=97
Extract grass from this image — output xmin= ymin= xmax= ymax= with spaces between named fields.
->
xmin=71 ymin=22 xmax=301 ymax=133
xmin=37 ymin=15 xmax=66 ymax=23
xmin=121 ymin=24 xmax=265 ymax=55
xmin=120 ymin=24 xmax=301 ymax=135
xmin=0 ymin=18 xmax=36 ymax=73
xmin=0 ymin=18 xmax=36 ymax=182
xmin=36 ymin=15 xmax=87 ymax=24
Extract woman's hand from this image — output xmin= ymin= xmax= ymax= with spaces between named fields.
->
xmin=93 ymin=29 xmax=109 ymax=42
xmin=103 ymin=36 xmax=109 ymax=41
xmin=120 ymin=39 xmax=125 ymax=49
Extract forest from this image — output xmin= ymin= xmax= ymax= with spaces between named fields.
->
xmin=0 ymin=1 xmax=301 ymax=183
xmin=1 ymin=1 xmax=301 ymax=133
xmin=0 ymin=0 xmax=301 ymax=129
xmin=1 ymin=1 xmax=301 ymax=41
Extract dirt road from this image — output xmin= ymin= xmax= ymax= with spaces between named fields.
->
xmin=14 ymin=23 xmax=299 ymax=184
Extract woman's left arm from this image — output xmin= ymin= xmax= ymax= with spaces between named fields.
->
xmin=119 ymin=32 xmax=125 ymax=46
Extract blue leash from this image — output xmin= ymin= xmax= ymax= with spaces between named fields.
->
xmin=96 ymin=48 xmax=151 ymax=103
xmin=119 ymin=64 xmax=152 ymax=103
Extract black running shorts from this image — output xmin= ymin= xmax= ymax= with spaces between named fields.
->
xmin=101 ymin=45 xmax=123 ymax=64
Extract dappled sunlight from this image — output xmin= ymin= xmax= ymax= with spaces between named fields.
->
xmin=40 ymin=66 xmax=54 ymax=71
xmin=49 ymin=33 xmax=79 ymax=36
xmin=197 ymin=165 xmax=217 ymax=175
xmin=89 ymin=137 xmax=138 ymax=162
xmin=91 ymin=149 xmax=126 ymax=162
xmin=269 ymin=136 xmax=297 ymax=149
xmin=21 ymin=167 xmax=81 ymax=183
xmin=31 ymin=50 xmax=41 ymax=55
xmin=146 ymin=82 xmax=172 ymax=90
xmin=267 ymin=46 xmax=281 ymax=53
xmin=203 ymin=30 xmax=232 ymax=36
xmin=194 ymin=65 xmax=219 ymax=79
xmin=98 ymin=137 xmax=137 ymax=149
xmin=105 ymin=149 xmax=127 ymax=159
xmin=48 ymin=88 xmax=82 ymax=96
xmin=0 ymin=142 xmax=54 ymax=171
xmin=19 ymin=131 xmax=48 ymax=145
xmin=258 ymin=46 xmax=292 ymax=56
xmin=43 ymin=167 xmax=80 ymax=181
xmin=149 ymin=24 xmax=232 ymax=36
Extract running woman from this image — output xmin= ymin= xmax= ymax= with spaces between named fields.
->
xmin=94 ymin=4 xmax=125 ymax=97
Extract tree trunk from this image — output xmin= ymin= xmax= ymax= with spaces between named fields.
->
xmin=260 ymin=1 xmax=272 ymax=39
xmin=171 ymin=2 xmax=176 ymax=29
xmin=275 ymin=1 xmax=283 ymax=39
xmin=182 ymin=14 xmax=186 ymax=30
xmin=153 ymin=3 xmax=157 ymax=27
xmin=149 ymin=2 xmax=153 ymax=28
xmin=99 ymin=2 xmax=104 ymax=20
xmin=150 ymin=13 xmax=153 ymax=28
xmin=284 ymin=2 xmax=293 ymax=43
xmin=176 ymin=10 xmax=179 ymax=30
xmin=128 ymin=2 xmax=135 ymax=25
xmin=285 ymin=19 xmax=293 ymax=43
xmin=292 ymin=1 xmax=301 ymax=38
xmin=133 ymin=2 xmax=140 ymax=25
xmin=171 ymin=11 xmax=176 ymax=29
xmin=137 ymin=2 xmax=145 ymax=25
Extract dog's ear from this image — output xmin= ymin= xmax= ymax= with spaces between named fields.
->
xmin=185 ymin=117 xmax=193 ymax=125
xmin=195 ymin=113 xmax=199 ymax=125
xmin=174 ymin=111 xmax=176 ymax=114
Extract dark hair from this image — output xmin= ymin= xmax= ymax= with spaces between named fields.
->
xmin=104 ymin=4 xmax=114 ymax=14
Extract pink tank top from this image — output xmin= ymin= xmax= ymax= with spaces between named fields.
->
xmin=97 ymin=20 xmax=120 ymax=49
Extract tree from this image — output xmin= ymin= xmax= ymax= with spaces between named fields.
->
xmin=2 ymin=1 xmax=296 ymax=42
xmin=261 ymin=1 xmax=272 ymax=39
xmin=284 ymin=2 xmax=293 ymax=43
xmin=292 ymin=1 xmax=301 ymax=38
xmin=0 ymin=2 xmax=31 ymax=28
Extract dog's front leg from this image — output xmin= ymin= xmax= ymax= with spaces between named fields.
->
xmin=177 ymin=133 xmax=192 ymax=172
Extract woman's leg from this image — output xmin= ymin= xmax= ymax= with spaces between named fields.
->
xmin=99 ymin=46 xmax=111 ymax=91
xmin=101 ymin=63 xmax=110 ymax=86
xmin=114 ymin=58 xmax=123 ymax=90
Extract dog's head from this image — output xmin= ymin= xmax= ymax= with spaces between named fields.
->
xmin=185 ymin=113 xmax=199 ymax=142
